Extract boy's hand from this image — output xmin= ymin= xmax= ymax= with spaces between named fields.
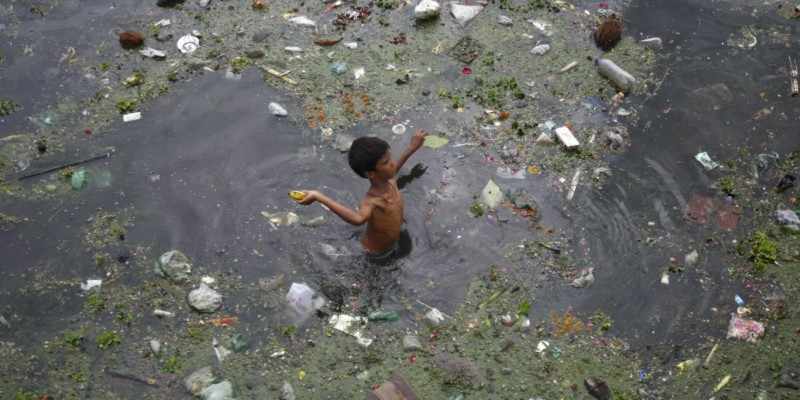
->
xmin=409 ymin=129 xmax=427 ymax=151
xmin=395 ymin=130 xmax=427 ymax=175
xmin=298 ymin=190 xmax=320 ymax=205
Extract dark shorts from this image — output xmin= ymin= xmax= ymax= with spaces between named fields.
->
xmin=365 ymin=229 xmax=412 ymax=265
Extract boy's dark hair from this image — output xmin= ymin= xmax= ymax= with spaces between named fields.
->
xmin=348 ymin=137 xmax=389 ymax=178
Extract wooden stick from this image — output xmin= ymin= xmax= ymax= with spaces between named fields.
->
xmin=17 ymin=147 xmax=115 ymax=181
xmin=264 ymin=67 xmax=297 ymax=85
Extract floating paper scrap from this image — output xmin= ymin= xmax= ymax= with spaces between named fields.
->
xmin=140 ymin=47 xmax=166 ymax=59
xmin=555 ymin=126 xmax=579 ymax=148
xmin=329 ymin=314 xmax=373 ymax=346
xmin=695 ymin=152 xmax=719 ymax=170
xmin=481 ymin=179 xmax=503 ymax=209
xmin=122 ymin=112 xmax=141 ymax=122
xmin=81 ymin=279 xmax=102 ymax=291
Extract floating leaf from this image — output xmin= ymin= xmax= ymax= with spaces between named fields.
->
xmin=517 ymin=300 xmax=530 ymax=317
xmin=423 ymin=135 xmax=449 ymax=149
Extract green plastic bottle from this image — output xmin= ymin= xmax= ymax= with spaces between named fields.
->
xmin=71 ymin=168 xmax=88 ymax=190
xmin=368 ymin=310 xmax=400 ymax=322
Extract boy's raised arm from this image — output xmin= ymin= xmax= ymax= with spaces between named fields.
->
xmin=394 ymin=130 xmax=427 ymax=175
xmin=299 ymin=190 xmax=374 ymax=225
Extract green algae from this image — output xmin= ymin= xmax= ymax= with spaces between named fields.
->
xmin=115 ymin=98 xmax=137 ymax=113
xmin=0 ymin=212 xmax=24 ymax=231
xmin=122 ymin=71 xmax=145 ymax=88
xmin=83 ymin=210 xmax=131 ymax=250
xmin=750 ymin=231 xmax=778 ymax=273
xmin=0 ymin=99 xmax=19 ymax=116
xmin=161 ymin=352 xmax=184 ymax=374
xmin=375 ymin=0 xmax=399 ymax=10
xmin=96 ymin=331 xmax=122 ymax=349
xmin=84 ymin=292 xmax=105 ymax=314
xmin=718 ymin=175 xmax=736 ymax=196
xmin=63 ymin=329 xmax=85 ymax=348
xmin=229 ymin=55 xmax=252 ymax=74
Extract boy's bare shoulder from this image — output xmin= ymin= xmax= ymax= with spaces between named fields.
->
xmin=362 ymin=194 xmax=385 ymax=207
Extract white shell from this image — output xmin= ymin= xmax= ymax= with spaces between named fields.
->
xmin=177 ymin=34 xmax=200 ymax=54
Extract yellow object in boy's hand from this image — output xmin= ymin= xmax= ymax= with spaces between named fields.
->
xmin=289 ymin=191 xmax=307 ymax=202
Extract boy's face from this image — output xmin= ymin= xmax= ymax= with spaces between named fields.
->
xmin=367 ymin=150 xmax=395 ymax=181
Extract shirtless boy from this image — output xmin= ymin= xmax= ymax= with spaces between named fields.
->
xmin=298 ymin=130 xmax=427 ymax=259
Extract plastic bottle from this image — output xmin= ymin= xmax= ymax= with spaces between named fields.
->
xmin=71 ymin=168 xmax=88 ymax=190
xmin=596 ymin=58 xmax=636 ymax=92
xmin=368 ymin=310 xmax=400 ymax=321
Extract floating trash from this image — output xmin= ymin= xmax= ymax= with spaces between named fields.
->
xmin=529 ymin=19 xmax=553 ymax=36
xmin=286 ymin=283 xmax=325 ymax=319
xmin=261 ymin=211 xmax=299 ymax=227
xmin=268 ymin=102 xmax=288 ymax=117
xmin=695 ymin=151 xmax=719 ymax=170
xmin=423 ymin=135 xmax=449 ymax=149
xmin=531 ymin=44 xmax=550 ymax=55
xmin=571 ymin=268 xmax=595 ymax=288
xmin=177 ymin=34 xmax=200 ymax=54
xmin=481 ymin=179 xmax=503 ymax=209
xmin=71 ymin=168 xmax=88 ymax=190
xmin=496 ymin=167 xmax=526 ymax=180
xmin=122 ymin=112 xmax=141 ymax=122
xmin=329 ymin=314 xmax=372 ymax=346
xmin=330 ymin=62 xmax=347 ymax=75
xmin=80 ymin=279 xmax=102 ymax=291
xmin=391 ymin=123 xmax=407 ymax=135
xmin=153 ymin=309 xmax=175 ymax=317
xmin=713 ymin=374 xmax=732 ymax=393
xmin=288 ymin=15 xmax=316 ymax=27
xmin=140 ymin=47 xmax=166 ymax=59
xmin=555 ymin=126 xmax=580 ymax=148
xmin=212 ymin=337 xmax=231 ymax=362
xmin=726 ymin=314 xmax=764 ymax=343
xmin=536 ymin=340 xmax=550 ymax=353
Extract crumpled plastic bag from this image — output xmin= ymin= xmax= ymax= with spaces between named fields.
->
xmin=726 ymin=313 xmax=764 ymax=343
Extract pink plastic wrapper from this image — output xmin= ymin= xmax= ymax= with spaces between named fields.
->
xmin=726 ymin=314 xmax=765 ymax=343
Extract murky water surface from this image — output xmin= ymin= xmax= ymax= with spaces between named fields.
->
xmin=2 ymin=0 xmax=800 ymax=395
